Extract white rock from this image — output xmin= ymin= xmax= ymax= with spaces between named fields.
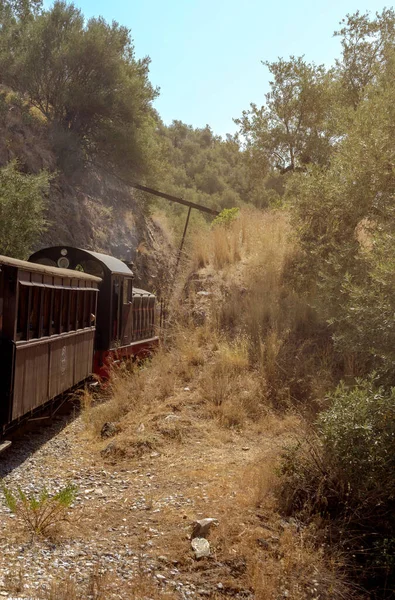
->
xmin=191 ymin=537 xmax=210 ymax=559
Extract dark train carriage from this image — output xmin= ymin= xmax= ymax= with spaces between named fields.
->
xmin=29 ymin=247 xmax=158 ymax=378
xmin=0 ymin=255 xmax=100 ymax=432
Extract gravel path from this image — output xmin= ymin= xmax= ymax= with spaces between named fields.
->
xmin=0 ymin=407 xmax=270 ymax=599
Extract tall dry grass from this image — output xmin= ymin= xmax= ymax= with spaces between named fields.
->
xmin=188 ymin=209 xmax=336 ymax=409
xmin=85 ymin=208 xmax=337 ymax=438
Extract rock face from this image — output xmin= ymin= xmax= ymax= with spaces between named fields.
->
xmin=191 ymin=538 xmax=210 ymax=559
xmin=0 ymin=98 xmax=175 ymax=291
xmin=40 ymin=168 xmax=175 ymax=291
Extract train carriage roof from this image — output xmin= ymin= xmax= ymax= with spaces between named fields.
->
xmin=29 ymin=247 xmax=133 ymax=277
xmin=0 ymin=254 xmax=102 ymax=282
xmin=78 ymin=249 xmax=133 ymax=276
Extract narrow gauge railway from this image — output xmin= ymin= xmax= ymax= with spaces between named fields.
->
xmin=0 ymin=247 xmax=158 ymax=440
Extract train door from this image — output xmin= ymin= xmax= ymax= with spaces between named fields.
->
xmin=111 ymin=276 xmax=122 ymax=348
xmin=110 ymin=277 xmax=134 ymax=348
xmin=121 ymin=278 xmax=133 ymax=345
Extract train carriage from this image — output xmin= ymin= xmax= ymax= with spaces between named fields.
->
xmin=0 ymin=256 xmax=100 ymax=433
xmin=29 ymin=247 xmax=158 ymax=378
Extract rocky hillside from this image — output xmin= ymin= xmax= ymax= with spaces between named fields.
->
xmin=0 ymin=91 xmax=174 ymax=291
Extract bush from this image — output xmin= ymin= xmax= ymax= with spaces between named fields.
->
xmin=278 ymin=378 xmax=395 ymax=592
xmin=211 ymin=207 xmax=240 ymax=228
xmin=319 ymin=380 xmax=395 ymax=498
xmin=0 ymin=160 xmax=51 ymax=258
xmin=2 ymin=482 xmax=77 ymax=538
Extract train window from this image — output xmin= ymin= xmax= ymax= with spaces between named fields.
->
xmin=123 ymin=279 xmax=133 ymax=304
xmin=78 ymin=260 xmax=104 ymax=279
xmin=90 ymin=291 xmax=97 ymax=325
xmin=17 ymin=285 xmax=29 ymax=340
xmin=77 ymin=290 xmax=85 ymax=329
xmin=29 ymin=286 xmax=41 ymax=339
xmin=61 ymin=290 xmax=70 ymax=333
xmin=42 ymin=288 xmax=52 ymax=337
xmin=84 ymin=291 xmax=91 ymax=327
xmin=69 ymin=290 xmax=77 ymax=331
xmin=52 ymin=289 xmax=61 ymax=334
xmin=112 ymin=279 xmax=120 ymax=342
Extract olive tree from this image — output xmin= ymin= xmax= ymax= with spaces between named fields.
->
xmin=0 ymin=161 xmax=50 ymax=258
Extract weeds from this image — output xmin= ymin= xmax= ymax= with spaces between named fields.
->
xmin=2 ymin=482 xmax=77 ymax=538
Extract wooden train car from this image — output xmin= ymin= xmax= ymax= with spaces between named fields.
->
xmin=29 ymin=247 xmax=158 ymax=378
xmin=0 ymin=255 xmax=100 ymax=433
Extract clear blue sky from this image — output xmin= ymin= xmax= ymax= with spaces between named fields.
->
xmin=44 ymin=0 xmax=390 ymax=136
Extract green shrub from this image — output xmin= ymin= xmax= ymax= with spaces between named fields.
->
xmin=0 ymin=160 xmax=51 ymax=258
xmin=278 ymin=378 xmax=395 ymax=591
xmin=319 ymin=380 xmax=395 ymax=497
xmin=2 ymin=482 xmax=77 ymax=538
xmin=211 ymin=207 xmax=240 ymax=228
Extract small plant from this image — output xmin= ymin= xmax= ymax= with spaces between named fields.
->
xmin=2 ymin=482 xmax=77 ymax=538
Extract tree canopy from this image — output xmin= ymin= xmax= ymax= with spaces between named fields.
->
xmin=235 ymin=57 xmax=334 ymax=174
xmin=0 ymin=0 xmax=159 ymax=178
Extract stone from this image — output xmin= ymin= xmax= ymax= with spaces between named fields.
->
xmin=100 ymin=422 xmax=119 ymax=439
xmin=191 ymin=538 xmax=210 ymax=559
xmin=191 ymin=518 xmax=218 ymax=539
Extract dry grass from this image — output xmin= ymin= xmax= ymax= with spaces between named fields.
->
xmin=34 ymin=571 xmax=178 ymax=600
xmin=199 ymin=453 xmax=362 ymax=600
xmin=199 ymin=338 xmax=265 ymax=427
xmin=83 ymin=208 xmax=338 ymax=439
xmin=74 ymin=208 xmax=361 ymax=599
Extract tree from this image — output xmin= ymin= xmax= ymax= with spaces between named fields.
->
xmin=235 ymin=57 xmax=334 ymax=174
xmin=335 ymin=9 xmax=395 ymax=109
xmin=0 ymin=161 xmax=50 ymax=258
xmin=0 ymin=1 xmax=159 ymax=178
xmin=291 ymin=52 xmax=395 ymax=376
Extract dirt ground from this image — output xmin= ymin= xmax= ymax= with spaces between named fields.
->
xmin=0 ymin=388 xmax=305 ymax=600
